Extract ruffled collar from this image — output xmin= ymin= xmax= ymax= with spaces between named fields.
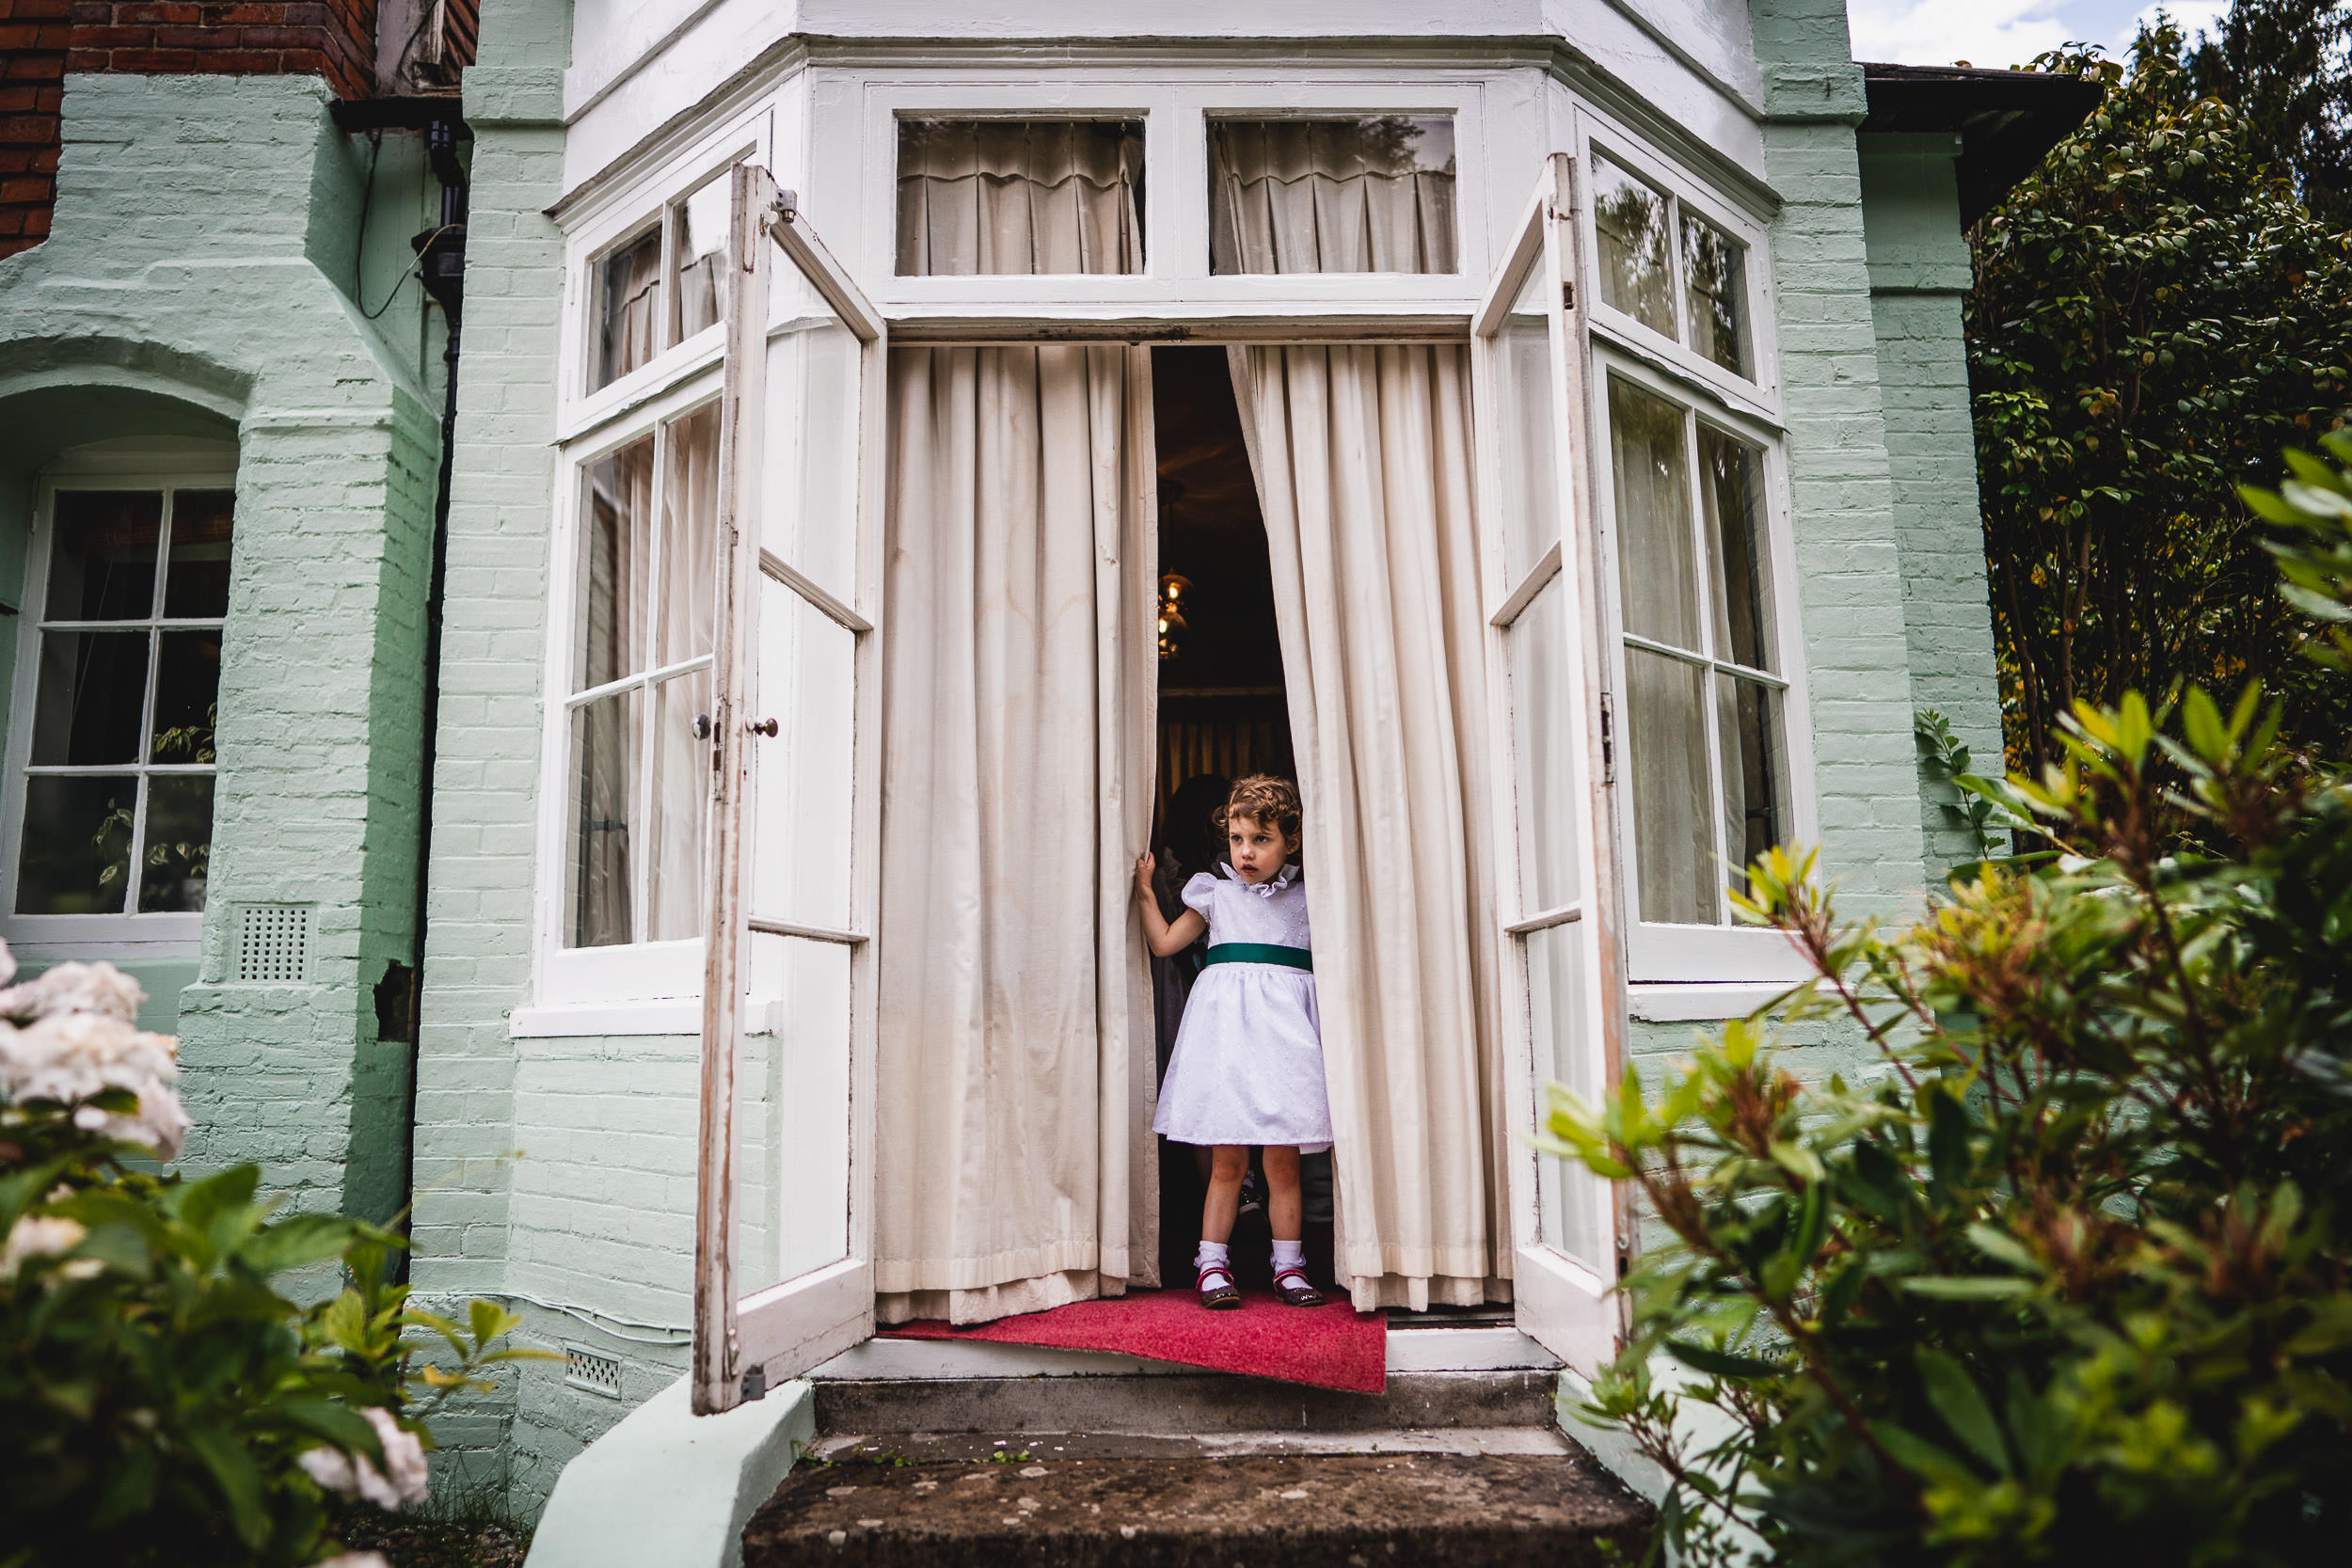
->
xmin=1222 ymin=862 xmax=1298 ymax=898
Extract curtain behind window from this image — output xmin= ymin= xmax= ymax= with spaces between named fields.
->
xmin=1210 ymin=118 xmax=1457 ymax=275
xmin=896 ymin=119 xmax=1144 ymax=276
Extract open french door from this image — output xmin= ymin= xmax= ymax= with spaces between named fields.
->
xmin=1472 ymin=152 xmax=1631 ymax=1375
xmin=691 ymin=165 xmax=887 ymax=1415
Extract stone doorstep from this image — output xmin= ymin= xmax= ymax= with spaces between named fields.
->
xmin=740 ymin=1449 xmax=1655 ymax=1568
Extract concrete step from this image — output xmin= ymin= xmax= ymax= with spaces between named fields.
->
xmin=741 ymin=1448 xmax=1654 ymax=1567
xmin=813 ymin=1370 xmax=1561 ymax=1438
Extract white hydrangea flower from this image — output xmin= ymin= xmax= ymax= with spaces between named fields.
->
xmin=0 ymin=959 xmax=146 ymax=1024
xmin=0 ymin=1214 xmax=87 ymax=1281
xmin=0 ymin=1010 xmax=189 ymax=1157
xmin=310 ymin=1556 xmax=391 ymax=1568
xmin=298 ymin=1407 xmax=431 ymax=1512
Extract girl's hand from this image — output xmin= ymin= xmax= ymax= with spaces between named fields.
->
xmin=1135 ymin=851 xmax=1157 ymax=904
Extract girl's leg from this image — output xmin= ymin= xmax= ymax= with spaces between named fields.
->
xmin=1261 ymin=1144 xmax=1304 ymax=1242
xmin=1200 ymin=1144 xmax=1249 ymax=1245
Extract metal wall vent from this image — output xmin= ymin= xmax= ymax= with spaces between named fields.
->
xmin=564 ymin=1344 xmax=624 ymax=1399
xmin=234 ymin=904 xmax=310 ymax=983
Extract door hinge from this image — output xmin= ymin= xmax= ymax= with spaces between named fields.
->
xmin=1562 ymin=280 xmax=1576 ymax=312
xmin=1598 ymin=690 xmax=1616 ymax=784
xmin=740 ymin=1365 xmax=768 ymax=1402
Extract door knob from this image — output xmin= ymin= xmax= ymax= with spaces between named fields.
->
xmin=747 ymin=717 xmax=779 ymax=737
xmin=691 ymin=713 xmax=711 ymax=740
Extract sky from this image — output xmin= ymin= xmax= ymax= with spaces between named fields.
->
xmin=1843 ymin=0 xmax=2231 ymax=68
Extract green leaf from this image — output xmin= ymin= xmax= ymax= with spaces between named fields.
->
xmin=184 ymin=1425 xmax=271 ymax=1548
xmin=1899 ymin=1275 xmax=2033 ymax=1300
xmin=1916 ymin=1349 xmax=2010 ymax=1474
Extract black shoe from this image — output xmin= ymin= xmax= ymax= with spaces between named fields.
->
xmin=1237 ymin=1171 xmax=1265 ymax=1218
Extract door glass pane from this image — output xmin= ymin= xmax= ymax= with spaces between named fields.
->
xmin=151 ymin=630 xmax=221 ymax=763
xmin=1681 ymin=211 xmax=1751 ymax=377
xmin=1507 ymin=579 xmax=1577 ymax=914
xmin=736 ymin=932 xmax=853 ymax=1294
xmin=750 ymin=581 xmax=855 ymax=931
xmin=1209 ymin=117 xmax=1456 ymax=275
xmin=659 ymin=404 xmax=723 ymax=666
xmin=33 ymin=630 xmax=149 ymax=765
xmin=1718 ymin=674 xmax=1789 ymax=899
xmin=164 ymin=490 xmax=234 ymax=618
xmin=17 ymin=774 xmax=135 ymax=914
xmin=138 ymin=773 xmax=214 ymax=912
xmin=898 ymin=119 xmax=1145 ymax=276
xmin=1625 ymin=647 xmax=1715 ymax=925
xmin=1590 ymin=153 xmax=1674 ymax=338
xmin=596 ymin=226 xmax=664 ymax=390
xmin=646 ymin=666 xmax=711 ymax=942
xmin=1608 ymin=380 xmax=1701 ymax=651
xmin=579 ymin=437 xmax=654 ymax=690
xmin=763 ymin=318 xmax=863 ymax=606
xmin=565 ymin=688 xmax=640 ymax=948
xmin=1526 ymin=923 xmax=1601 ymax=1266
xmin=47 ymin=491 xmax=161 ymax=620
xmin=1496 ymin=263 xmax=1561 ymax=587
xmin=675 ymin=174 xmax=732 ymax=342
xmin=1700 ymin=426 xmax=1773 ymax=673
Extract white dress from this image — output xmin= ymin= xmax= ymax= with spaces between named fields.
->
xmin=1152 ymin=863 xmax=1335 ymax=1150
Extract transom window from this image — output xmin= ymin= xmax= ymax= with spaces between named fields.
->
xmin=12 ymin=482 xmax=230 ymax=917
xmin=1590 ymin=149 xmax=1754 ymax=380
xmin=895 ymin=119 xmax=1145 ymax=276
xmin=1207 ymin=116 xmax=1457 ymax=275
xmin=590 ymin=167 xmax=735 ymax=392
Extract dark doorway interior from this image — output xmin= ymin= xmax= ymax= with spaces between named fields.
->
xmin=1148 ymin=345 xmax=1334 ymax=1294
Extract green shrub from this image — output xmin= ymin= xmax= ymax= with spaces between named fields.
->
xmin=0 ymin=954 xmax=548 ymax=1567
xmin=1549 ymin=436 xmax=2352 ymax=1566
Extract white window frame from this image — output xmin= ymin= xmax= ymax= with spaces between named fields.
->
xmin=1567 ymin=106 xmax=1816 ymax=986
xmin=0 ymin=440 xmax=238 ymax=963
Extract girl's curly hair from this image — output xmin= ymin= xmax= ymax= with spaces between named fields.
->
xmin=1216 ymin=774 xmax=1302 ymax=843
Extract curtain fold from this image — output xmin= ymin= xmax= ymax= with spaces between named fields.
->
xmin=896 ymin=120 xmax=1144 ymax=277
xmin=1209 ymin=119 xmax=1457 ymax=276
xmin=873 ymin=343 xmax=1157 ymax=1324
xmin=1227 ymin=343 xmax=1510 ymax=1312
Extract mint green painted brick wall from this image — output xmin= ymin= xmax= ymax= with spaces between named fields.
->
xmin=0 ymin=71 xmax=443 ymax=1225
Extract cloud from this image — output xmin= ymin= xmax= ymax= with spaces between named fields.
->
xmin=1845 ymin=0 xmax=2075 ymax=69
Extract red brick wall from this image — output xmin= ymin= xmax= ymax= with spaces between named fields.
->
xmin=0 ymin=0 xmax=70 ymax=260
xmin=0 ymin=3 xmax=375 ymax=258
xmin=67 ymin=4 xmax=378 ymax=100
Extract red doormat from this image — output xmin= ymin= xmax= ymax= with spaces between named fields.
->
xmin=883 ymin=1291 xmax=1386 ymax=1394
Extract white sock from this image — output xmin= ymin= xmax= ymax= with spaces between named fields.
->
xmin=1196 ymin=1241 xmax=1231 ymax=1274
xmin=1271 ymin=1239 xmax=1305 ymax=1274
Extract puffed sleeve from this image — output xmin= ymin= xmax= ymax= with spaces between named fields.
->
xmin=1181 ymin=872 xmax=1220 ymax=918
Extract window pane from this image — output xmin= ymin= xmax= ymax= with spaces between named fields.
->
xmin=659 ymin=404 xmax=722 ymax=666
xmin=150 ymin=630 xmax=220 ymax=764
xmin=1626 ymin=647 xmax=1716 ymax=925
xmin=1496 ymin=268 xmax=1561 ymax=585
xmin=17 ymin=774 xmax=135 ymax=914
xmin=595 ymin=227 xmax=664 ymax=390
xmin=1718 ymin=675 xmax=1789 ymax=900
xmin=737 ymin=931 xmax=853 ymax=1293
xmin=138 ymin=773 xmax=214 ymax=912
xmin=1591 ymin=154 xmax=1674 ymax=338
xmin=578 ymin=436 xmax=655 ymax=691
xmin=47 ymin=491 xmax=160 ymax=621
xmin=750 ymin=580 xmax=856 ymax=932
xmin=164 ymin=489 xmax=234 ymax=619
xmin=565 ymin=688 xmax=640 ymax=948
xmin=32 ymin=630 xmax=149 ymax=766
xmin=1209 ymin=117 xmax=1456 ymax=275
xmin=1700 ymin=426 xmax=1773 ymax=672
xmin=675 ymin=174 xmax=732 ymax=343
xmin=898 ymin=119 xmax=1144 ymax=276
xmin=1681 ymin=211 xmax=1751 ymax=377
xmin=1608 ymin=379 xmax=1701 ymax=651
xmin=645 ymin=667 xmax=711 ymax=942
xmin=1526 ymin=923 xmax=1602 ymax=1268
xmin=762 ymin=316 xmax=863 ymax=607
xmin=1507 ymin=579 xmax=1578 ymax=914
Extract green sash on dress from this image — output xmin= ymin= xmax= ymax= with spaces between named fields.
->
xmin=1200 ymin=942 xmax=1313 ymax=973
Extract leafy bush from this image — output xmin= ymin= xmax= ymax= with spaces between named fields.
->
xmin=0 ymin=949 xmax=548 ymax=1567
xmin=1549 ymin=436 xmax=2352 ymax=1566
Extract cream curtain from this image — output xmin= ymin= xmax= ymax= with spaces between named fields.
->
xmin=896 ymin=120 xmax=1144 ymax=277
xmin=1209 ymin=119 xmax=1458 ymax=276
xmin=873 ymin=344 xmax=1158 ymax=1324
xmin=1228 ymin=343 xmax=1510 ymax=1311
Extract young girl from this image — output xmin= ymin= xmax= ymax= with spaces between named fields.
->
xmin=1136 ymin=775 xmax=1334 ymax=1310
